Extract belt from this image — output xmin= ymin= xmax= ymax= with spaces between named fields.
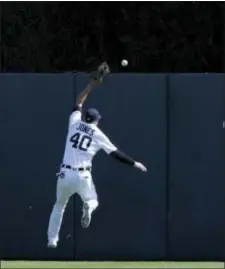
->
xmin=61 ymin=164 xmax=91 ymax=172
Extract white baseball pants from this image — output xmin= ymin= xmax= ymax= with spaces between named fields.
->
xmin=47 ymin=168 xmax=98 ymax=244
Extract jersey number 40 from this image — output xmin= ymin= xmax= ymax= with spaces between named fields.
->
xmin=70 ymin=132 xmax=92 ymax=151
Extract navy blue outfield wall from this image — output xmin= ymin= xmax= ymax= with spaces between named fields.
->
xmin=0 ymin=74 xmax=75 ymax=260
xmin=168 ymin=74 xmax=225 ymax=261
xmin=0 ymin=73 xmax=224 ymax=261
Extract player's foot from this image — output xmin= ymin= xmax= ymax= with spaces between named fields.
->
xmin=47 ymin=239 xmax=57 ymax=249
xmin=81 ymin=202 xmax=91 ymax=228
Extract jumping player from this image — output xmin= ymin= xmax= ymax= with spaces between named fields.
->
xmin=47 ymin=63 xmax=147 ymax=248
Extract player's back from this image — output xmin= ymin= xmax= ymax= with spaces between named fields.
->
xmin=63 ymin=119 xmax=101 ymax=168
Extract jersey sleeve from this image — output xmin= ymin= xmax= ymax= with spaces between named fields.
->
xmin=98 ymin=132 xmax=117 ymax=154
xmin=69 ymin=105 xmax=82 ymax=125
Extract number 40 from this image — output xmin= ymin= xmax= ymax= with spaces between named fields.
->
xmin=70 ymin=132 xmax=92 ymax=151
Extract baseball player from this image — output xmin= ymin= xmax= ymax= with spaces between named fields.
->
xmin=47 ymin=63 xmax=147 ymax=248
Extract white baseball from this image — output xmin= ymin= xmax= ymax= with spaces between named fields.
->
xmin=121 ymin=59 xmax=128 ymax=67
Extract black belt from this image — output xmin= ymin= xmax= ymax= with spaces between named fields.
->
xmin=61 ymin=164 xmax=91 ymax=172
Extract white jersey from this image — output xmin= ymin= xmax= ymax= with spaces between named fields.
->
xmin=62 ymin=110 xmax=117 ymax=168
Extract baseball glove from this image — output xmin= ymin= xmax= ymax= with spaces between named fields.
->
xmin=89 ymin=62 xmax=110 ymax=83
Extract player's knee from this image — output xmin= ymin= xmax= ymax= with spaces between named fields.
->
xmin=87 ymin=199 xmax=99 ymax=210
xmin=94 ymin=200 xmax=99 ymax=210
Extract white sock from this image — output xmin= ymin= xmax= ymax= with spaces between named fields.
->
xmin=85 ymin=200 xmax=99 ymax=215
xmin=47 ymin=203 xmax=66 ymax=243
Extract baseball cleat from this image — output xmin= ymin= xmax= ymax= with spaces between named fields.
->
xmin=81 ymin=202 xmax=91 ymax=228
xmin=47 ymin=240 xmax=57 ymax=249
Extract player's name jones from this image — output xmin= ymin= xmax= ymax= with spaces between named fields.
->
xmin=76 ymin=123 xmax=95 ymax=136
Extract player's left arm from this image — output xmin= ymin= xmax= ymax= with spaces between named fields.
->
xmin=70 ymin=79 xmax=98 ymax=124
xmin=75 ymin=61 xmax=110 ymax=109
xmin=71 ymin=62 xmax=110 ymax=124
xmin=75 ymin=79 xmax=98 ymax=110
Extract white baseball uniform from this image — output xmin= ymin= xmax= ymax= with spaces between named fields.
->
xmin=47 ymin=109 xmax=117 ymax=243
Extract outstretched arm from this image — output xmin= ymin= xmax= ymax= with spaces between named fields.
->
xmin=110 ymin=150 xmax=147 ymax=172
xmin=99 ymin=132 xmax=147 ymax=172
xmin=75 ymin=61 xmax=110 ymax=108
xmin=70 ymin=62 xmax=110 ymax=125
xmin=75 ymin=79 xmax=98 ymax=107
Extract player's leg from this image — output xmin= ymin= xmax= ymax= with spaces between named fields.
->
xmin=47 ymin=172 xmax=73 ymax=248
xmin=77 ymin=171 xmax=99 ymax=228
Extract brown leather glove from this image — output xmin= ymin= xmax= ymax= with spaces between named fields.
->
xmin=89 ymin=62 xmax=110 ymax=83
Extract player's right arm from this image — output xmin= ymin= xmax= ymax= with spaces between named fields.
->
xmin=98 ymin=132 xmax=147 ymax=172
xmin=110 ymin=150 xmax=147 ymax=172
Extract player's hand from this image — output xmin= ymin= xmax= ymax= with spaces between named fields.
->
xmin=89 ymin=62 xmax=110 ymax=83
xmin=134 ymin=161 xmax=147 ymax=172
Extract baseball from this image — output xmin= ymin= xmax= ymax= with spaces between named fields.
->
xmin=121 ymin=59 xmax=128 ymax=67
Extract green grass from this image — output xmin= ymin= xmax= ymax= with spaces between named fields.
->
xmin=1 ymin=261 xmax=224 ymax=268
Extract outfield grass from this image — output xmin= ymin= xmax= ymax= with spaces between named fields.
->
xmin=1 ymin=261 xmax=224 ymax=268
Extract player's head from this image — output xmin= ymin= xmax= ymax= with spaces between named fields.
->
xmin=83 ymin=108 xmax=102 ymax=125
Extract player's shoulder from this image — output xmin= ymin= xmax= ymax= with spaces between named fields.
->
xmin=94 ymin=126 xmax=110 ymax=141
xmin=70 ymin=105 xmax=82 ymax=117
xmin=72 ymin=104 xmax=82 ymax=113
xmin=70 ymin=109 xmax=81 ymax=118
xmin=93 ymin=125 xmax=103 ymax=134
